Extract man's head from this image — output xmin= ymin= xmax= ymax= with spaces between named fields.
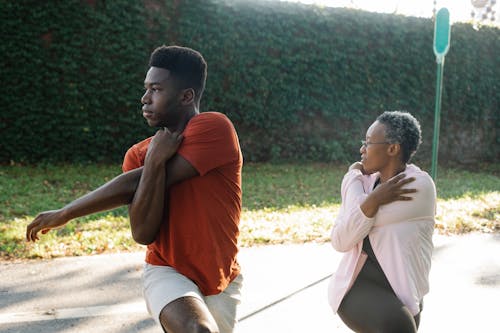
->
xmin=149 ymin=45 xmax=207 ymax=105
xmin=141 ymin=46 xmax=207 ymax=129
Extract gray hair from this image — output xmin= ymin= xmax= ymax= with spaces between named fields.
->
xmin=376 ymin=111 xmax=422 ymax=163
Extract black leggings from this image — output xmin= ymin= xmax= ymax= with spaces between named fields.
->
xmin=338 ymin=255 xmax=422 ymax=333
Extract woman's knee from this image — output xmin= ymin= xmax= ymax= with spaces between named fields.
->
xmin=377 ymin=310 xmax=417 ymax=333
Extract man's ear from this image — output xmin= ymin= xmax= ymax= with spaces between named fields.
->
xmin=180 ymin=88 xmax=195 ymax=105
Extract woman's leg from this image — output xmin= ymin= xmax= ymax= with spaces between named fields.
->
xmin=338 ymin=260 xmax=419 ymax=333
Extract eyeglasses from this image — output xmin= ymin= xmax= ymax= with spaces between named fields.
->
xmin=361 ymin=140 xmax=391 ymax=148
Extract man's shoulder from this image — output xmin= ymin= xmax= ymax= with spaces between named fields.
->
xmin=186 ymin=112 xmax=237 ymax=137
xmin=130 ymin=136 xmax=153 ymax=151
xmin=122 ymin=136 xmax=153 ymax=172
xmin=124 ymin=136 xmax=153 ymax=161
xmin=191 ymin=112 xmax=233 ymax=126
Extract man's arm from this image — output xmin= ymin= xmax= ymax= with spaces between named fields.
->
xmin=128 ymin=129 xmax=198 ymax=245
xmin=26 ymin=167 xmax=143 ymax=242
xmin=27 ymin=129 xmax=198 ymax=244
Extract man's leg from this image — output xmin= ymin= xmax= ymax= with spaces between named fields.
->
xmin=143 ymin=264 xmax=242 ymax=333
xmin=204 ymin=274 xmax=243 ymax=333
xmin=142 ymin=264 xmax=214 ymax=332
xmin=159 ymin=296 xmax=218 ymax=333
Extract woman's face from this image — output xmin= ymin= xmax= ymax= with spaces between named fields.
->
xmin=360 ymin=121 xmax=391 ymax=174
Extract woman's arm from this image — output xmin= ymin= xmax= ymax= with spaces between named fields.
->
xmin=330 ymin=169 xmax=374 ymax=252
xmin=360 ymin=174 xmax=416 ymax=218
xmin=330 ymin=165 xmax=417 ymax=252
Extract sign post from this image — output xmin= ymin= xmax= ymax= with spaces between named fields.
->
xmin=431 ymin=8 xmax=451 ymax=180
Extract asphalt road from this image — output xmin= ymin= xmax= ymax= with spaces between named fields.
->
xmin=1 ymin=233 xmax=499 ymax=333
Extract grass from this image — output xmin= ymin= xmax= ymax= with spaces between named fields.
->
xmin=1 ymin=163 xmax=499 ymax=260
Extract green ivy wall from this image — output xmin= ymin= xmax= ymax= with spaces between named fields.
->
xmin=1 ymin=0 xmax=498 ymax=164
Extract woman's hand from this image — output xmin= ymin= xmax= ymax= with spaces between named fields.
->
xmin=26 ymin=209 xmax=69 ymax=242
xmin=348 ymin=161 xmax=365 ymax=173
xmin=361 ymin=174 xmax=417 ymax=218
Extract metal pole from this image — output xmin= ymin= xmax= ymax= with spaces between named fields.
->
xmin=431 ymin=58 xmax=445 ymax=180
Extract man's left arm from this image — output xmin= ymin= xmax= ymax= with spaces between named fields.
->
xmin=128 ymin=129 xmax=198 ymax=245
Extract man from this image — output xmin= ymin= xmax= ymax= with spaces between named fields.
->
xmin=27 ymin=45 xmax=243 ymax=333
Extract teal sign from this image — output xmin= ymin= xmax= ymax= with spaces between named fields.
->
xmin=433 ymin=8 xmax=451 ymax=62
xmin=431 ymin=7 xmax=451 ymax=181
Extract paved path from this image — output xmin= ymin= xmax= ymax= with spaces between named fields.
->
xmin=1 ymin=233 xmax=498 ymax=332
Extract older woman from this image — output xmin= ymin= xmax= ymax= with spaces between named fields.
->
xmin=328 ymin=111 xmax=436 ymax=332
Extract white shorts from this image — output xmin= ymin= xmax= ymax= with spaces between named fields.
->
xmin=142 ymin=263 xmax=243 ymax=333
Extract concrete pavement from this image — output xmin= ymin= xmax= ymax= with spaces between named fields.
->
xmin=0 ymin=233 xmax=498 ymax=332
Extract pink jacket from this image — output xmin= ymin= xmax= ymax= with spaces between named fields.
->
xmin=328 ymin=164 xmax=436 ymax=316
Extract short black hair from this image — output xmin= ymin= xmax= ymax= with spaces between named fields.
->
xmin=377 ymin=111 xmax=422 ymax=163
xmin=149 ymin=45 xmax=207 ymax=103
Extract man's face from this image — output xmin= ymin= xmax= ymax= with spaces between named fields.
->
xmin=141 ymin=66 xmax=182 ymax=129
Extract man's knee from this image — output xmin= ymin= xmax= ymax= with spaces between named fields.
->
xmin=159 ymin=296 xmax=219 ymax=333
xmin=178 ymin=319 xmax=219 ymax=333
xmin=160 ymin=316 xmax=219 ymax=333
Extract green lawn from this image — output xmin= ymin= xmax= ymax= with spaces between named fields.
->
xmin=1 ymin=163 xmax=498 ymax=260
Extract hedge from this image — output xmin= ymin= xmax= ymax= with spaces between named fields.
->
xmin=1 ymin=0 xmax=498 ymax=164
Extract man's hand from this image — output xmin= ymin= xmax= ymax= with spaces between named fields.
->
xmin=145 ymin=128 xmax=183 ymax=166
xmin=26 ymin=209 xmax=69 ymax=242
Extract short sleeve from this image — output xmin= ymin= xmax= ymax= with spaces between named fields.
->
xmin=122 ymin=138 xmax=151 ymax=172
xmin=177 ymin=113 xmax=240 ymax=176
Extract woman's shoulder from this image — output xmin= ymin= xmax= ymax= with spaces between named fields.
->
xmin=342 ymin=169 xmax=378 ymax=192
xmin=404 ymin=164 xmax=436 ymax=199
xmin=406 ymin=164 xmax=434 ymax=185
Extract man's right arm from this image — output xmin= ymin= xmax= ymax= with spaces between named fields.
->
xmin=26 ymin=167 xmax=143 ymax=242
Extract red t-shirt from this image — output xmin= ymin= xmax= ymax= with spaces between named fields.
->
xmin=122 ymin=112 xmax=242 ymax=295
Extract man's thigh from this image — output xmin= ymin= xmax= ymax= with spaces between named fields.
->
xmin=142 ymin=264 xmax=242 ymax=333
xmin=142 ymin=264 xmax=205 ymax=327
xmin=204 ymin=274 xmax=243 ymax=333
